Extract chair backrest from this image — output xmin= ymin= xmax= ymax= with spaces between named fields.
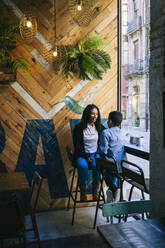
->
xmin=121 ymin=160 xmax=148 ymax=192
xmin=95 ymin=157 xmax=120 ymax=174
xmin=29 ymin=171 xmax=43 ymax=212
xmin=102 ymin=199 xmax=152 ymax=224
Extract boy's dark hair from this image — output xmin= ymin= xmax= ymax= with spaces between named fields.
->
xmin=108 ymin=111 xmax=123 ymax=126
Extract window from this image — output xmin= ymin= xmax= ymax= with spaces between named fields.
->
xmin=133 ymin=40 xmax=139 ymax=61
xmin=120 ymin=0 xmax=150 ymax=146
xmin=120 ymin=0 xmax=150 ymax=197
xmin=146 ymin=27 xmax=150 ymax=57
xmin=132 ymin=86 xmax=140 ymax=126
xmin=133 ymin=0 xmax=138 ymax=16
xmin=121 ymin=0 xmax=150 ymax=130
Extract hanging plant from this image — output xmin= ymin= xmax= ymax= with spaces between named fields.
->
xmin=0 ymin=2 xmax=30 ymax=83
xmin=54 ymin=35 xmax=111 ymax=80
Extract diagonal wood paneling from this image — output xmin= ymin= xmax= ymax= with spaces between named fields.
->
xmin=0 ymin=0 xmax=118 ymax=210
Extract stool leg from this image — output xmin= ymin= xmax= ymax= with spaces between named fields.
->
xmin=140 ymin=191 xmax=148 ymax=219
xmin=93 ymin=176 xmax=104 ymax=229
xmin=23 ymin=233 xmax=27 ymax=248
xmin=141 ymin=190 xmax=145 ymax=200
xmin=101 ymin=184 xmax=106 ymax=204
xmin=128 ymin=185 xmax=134 ymax=201
xmin=67 ymin=168 xmax=76 ymax=210
xmin=101 ymin=182 xmax=109 ymax=224
xmin=120 ymin=179 xmax=124 ymax=201
xmin=72 ymin=177 xmax=79 ymax=225
xmin=31 ymin=213 xmax=41 ymax=248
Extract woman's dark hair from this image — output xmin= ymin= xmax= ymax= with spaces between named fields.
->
xmin=108 ymin=111 xmax=123 ymax=126
xmin=81 ymin=104 xmax=101 ymax=133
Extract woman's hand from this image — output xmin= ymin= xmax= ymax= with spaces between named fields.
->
xmin=87 ymin=157 xmax=93 ymax=165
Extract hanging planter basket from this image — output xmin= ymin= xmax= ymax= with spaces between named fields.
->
xmin=0 ymin=68 xmax=16 ymax=84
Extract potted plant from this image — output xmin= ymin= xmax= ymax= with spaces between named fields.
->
xmin=55 ymin=35 xmax=111 ymax=80
xmin=0 ymin=2 xmax=30 ymax=83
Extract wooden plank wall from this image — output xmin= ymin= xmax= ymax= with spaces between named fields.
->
xmin=0 ymin=0 xmax=118 ymax=210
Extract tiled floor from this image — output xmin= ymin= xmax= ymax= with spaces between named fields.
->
xmin=3 ymin=205 xmax=108 ymax=247
xmin=26 ymin=205 xmax=108 ymax=242
xmin=3 ymin=183 xmax=149 ymax=247
xmin=26 ymin=183 xmax=148 ymax=244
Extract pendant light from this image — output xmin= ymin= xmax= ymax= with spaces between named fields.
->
xmin=19 ymin=4 xmax=37 ymax=43
xmin=69 ymin=0 xmax=93 ymax=27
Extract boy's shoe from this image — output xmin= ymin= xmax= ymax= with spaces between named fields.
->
xmin=111 ymin=185 xmax=118 ymax=200
xmin=113 ymin=188 xmax=120 ymax=202
xmin=106 ymin=189 xmax=113 ymax=203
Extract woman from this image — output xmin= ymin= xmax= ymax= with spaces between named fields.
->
xmin=73 ymin=104 xmax=104 ymax=201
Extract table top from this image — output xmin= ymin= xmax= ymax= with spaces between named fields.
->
xmin=97 ymin=218 xmax=165 ymax=248
xmin=0 ymin=172 xmax=30 ymax=193
xmin=124 ymin=143 xmax=150 ymax=160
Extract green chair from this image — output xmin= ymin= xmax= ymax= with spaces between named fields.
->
xmin=102 ymin=199 xmax=152 ymax=224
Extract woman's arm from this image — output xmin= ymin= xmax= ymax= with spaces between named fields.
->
xmin=99 ymin=130 xmax=109 ymax=155
xmin=73 ymin=124 xmax=90 ymax=158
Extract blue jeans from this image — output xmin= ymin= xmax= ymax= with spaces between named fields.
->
xmin=104 ymin=147 xmax=126 ymax=189
xmin=103 ymin=170 xmax=119 ymax=188
xmin=76 ymin=153 xmax=100 ymax=186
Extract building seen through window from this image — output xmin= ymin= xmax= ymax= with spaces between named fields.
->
xmin=121 ymin=0 xmax=150 ymax=138
xmin=120 ymin=0 xmax=150 ymax=183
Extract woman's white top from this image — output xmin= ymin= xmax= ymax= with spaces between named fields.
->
xmin=83 ymin=124 xmax=98 ymax=153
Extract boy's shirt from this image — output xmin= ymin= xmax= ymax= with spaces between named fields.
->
xmin=99 ymin=127 xmax=126 ymax=172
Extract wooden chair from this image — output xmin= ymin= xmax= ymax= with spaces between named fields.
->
xmin=102 ymin=199 xmax=152 ymax=224
xmin=0 ymin=200 xmax=26 ymax=247
xmin=121 ymin=160 xmax=149 ymax=201
xmin=20 ymin=171 xmax=43 ymax=248
xmin=66 ymin=146 xmax=106 ymax=227
xmin=93 ymin=156 xmax=123 ymax=228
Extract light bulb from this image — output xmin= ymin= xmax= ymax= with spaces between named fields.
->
xmin=26 ymin=20 xmax=32 ymax=28
xmin=77 ymin=4 xmax=82 ymax=11
xmin=53 ymin=50 xmax=57 ymax=57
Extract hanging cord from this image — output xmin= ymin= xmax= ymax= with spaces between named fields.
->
xmin=54 ymin=0 xmax=57 ymax=43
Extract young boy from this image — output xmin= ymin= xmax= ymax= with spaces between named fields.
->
xmin=99 ymin=111 xmax=126 ymax=199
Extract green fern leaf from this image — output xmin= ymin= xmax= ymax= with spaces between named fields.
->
xmin=11 ymin=58 xmax=30 ymax=74
xmin=55 ymin=35 xmax=111 ymax=80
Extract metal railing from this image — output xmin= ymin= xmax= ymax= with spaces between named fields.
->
xmin=124 ymin=57 xmax=149 ymax=77
xmin=127 ymin=15 xmax=142 ymax=34
xmin=125 ymin=59 xmax=144 ymax=76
